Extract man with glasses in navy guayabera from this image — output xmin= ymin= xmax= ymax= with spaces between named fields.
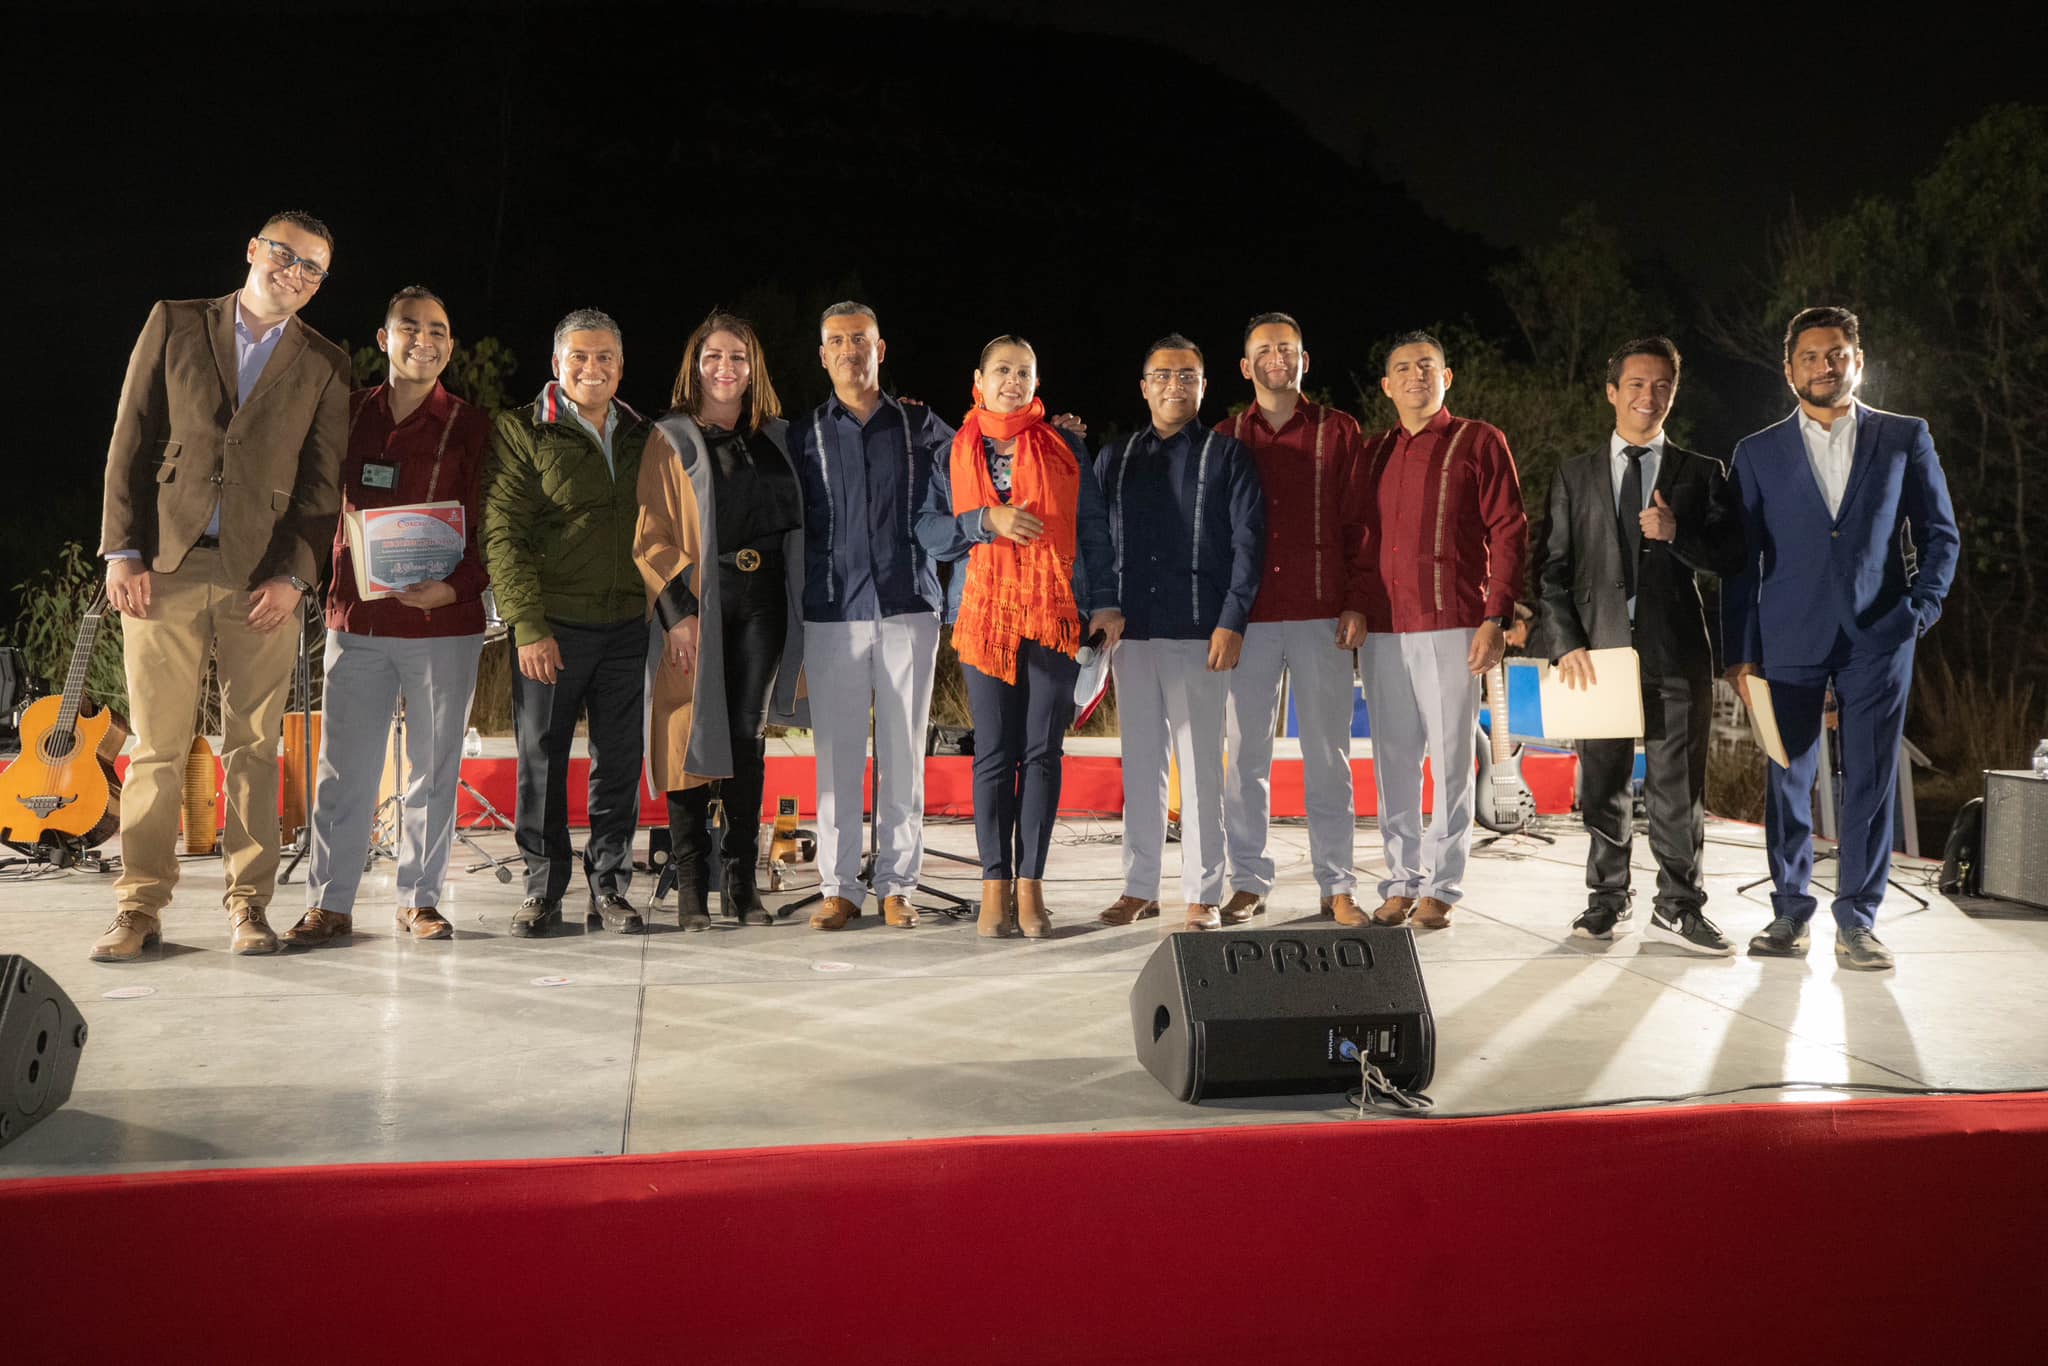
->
xmin=92 ymin=211 xmax=351 ymax=962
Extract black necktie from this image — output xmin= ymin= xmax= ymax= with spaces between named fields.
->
xmin=1618 ymin=445 xmax=1647 ymax=598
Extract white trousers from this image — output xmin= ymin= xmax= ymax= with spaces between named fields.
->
xmin=802 ymin=613 xmax=940 ymax=901
xmin=1362 ymin=627 xmax=1478 ymax=905
xmin=1224 ymin=618 xmax=1359 ymax=897
xmin=306 ymin=630 xmax=483 ymax=915
xmin=1114 ymin=637 xmax=1229 ymax=906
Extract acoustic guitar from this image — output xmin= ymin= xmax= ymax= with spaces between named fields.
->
xmin=1473 ymin=659 xmax=1537 ymax=835
xmin=0 ymin=592 xmax=123 ymax=847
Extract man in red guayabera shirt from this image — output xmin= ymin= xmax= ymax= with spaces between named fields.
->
xmin=283 ymin=286 xmax=495 ymax=948
xmin=1216 ymin=312 xmax=1372 ymax=926
xmin=1355 ymin=331 xmax=1527 ymax=929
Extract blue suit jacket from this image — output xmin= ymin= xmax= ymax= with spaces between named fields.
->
xmin=1722 ymin=403 xmax=1959 ymax=669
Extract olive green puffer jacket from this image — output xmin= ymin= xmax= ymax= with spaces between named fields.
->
xmin=483 ymin=384 xmax=653 ymax=645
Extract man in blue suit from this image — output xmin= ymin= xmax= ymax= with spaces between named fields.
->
xmin=1723 ymin=306 xmax=1959 ymax=970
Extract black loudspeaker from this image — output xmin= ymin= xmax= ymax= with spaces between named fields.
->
xmin=1981 ymin=772 xmax=2048 ymax=911
xmin=1130 ymin=927 xmax=1435 ymax=1103
xmin=1 ymin=955 xmax=87 ymax=1148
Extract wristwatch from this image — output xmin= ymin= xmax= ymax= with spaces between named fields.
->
xmin=288 ymin=574 xmax=313 ymax=594
xmin=1488 ymin=613 xmax=1512 ymax=629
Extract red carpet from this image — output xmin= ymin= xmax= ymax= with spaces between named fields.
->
xmin=7 ymin=1094 xmax=2042 ymax=1364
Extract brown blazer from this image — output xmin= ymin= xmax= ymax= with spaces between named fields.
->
xmin=98 ymin=292 xmax=350 ymax=589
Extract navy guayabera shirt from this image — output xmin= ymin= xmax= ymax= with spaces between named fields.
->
xmin=789 ymin=394 xmax=966 ymax=622
xmin=1096 ymin=423 xmax=1266 ymax=641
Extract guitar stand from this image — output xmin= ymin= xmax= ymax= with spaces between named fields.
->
xmin=786 ymin=717 xmax=975 ymax=920
xmin=456 ymin=775 xmax=519 ymax=881
xmin=1 ymin=834 xmax=114 ymax=876
xmin=1473 ymin=823 xmax=1556 ymax=852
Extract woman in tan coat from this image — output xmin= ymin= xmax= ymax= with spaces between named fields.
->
xmin=635 ymin=313 xmax=805 ymax=928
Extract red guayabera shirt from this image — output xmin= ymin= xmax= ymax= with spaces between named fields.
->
xmin=1355 ymin=405 xmax=1526 ymax=634
xmin=325 ymin=381 xmax=493 ymax=638
xmin=1217 ymin=398 xmax=1372 ymax=623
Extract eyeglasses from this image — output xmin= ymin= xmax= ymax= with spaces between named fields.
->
xmin=255 ymin=236 xmax=331 ymax=284
xmin=1143 ymin=369 xmax=1202 ymax=388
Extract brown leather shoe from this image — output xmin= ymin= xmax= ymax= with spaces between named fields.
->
xmin=396 ymin=906 xmax=453 ymax=940
xmin=1220 ymin=890 xmax=1266 ymax=925
xmin=1413 ymin=896 xmax=1454 ymax=928
xmin=1370 ymin=895 xmax=1417 ymax=926
xmin=281 ymin=908 xmax=353 ymax=948
xmin=809 ymin=896 xmax=860 ymax=931
xmin=1323 ymin=893 xmax=1366 ymax=927
xmin=1016 ymin=879 xmax=1053 ymax=939
xmin=881 ymin=895 xmax=919 ymax=929
xmin=978 ymin=880 xmax=1018 ymax=938
xmin=1098 ymin=895 xmax=1160 ymax=926
xmin=228 ymin=904 xmax=280 ymax=955
xmin=90 ymin=909 xmax=161 ymax=963
xmin=1183 ymin=903 xmax=1223 ymax=932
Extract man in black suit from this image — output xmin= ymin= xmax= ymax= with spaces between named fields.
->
xmin=1538 ymin=336 xmax=1744 ymax=953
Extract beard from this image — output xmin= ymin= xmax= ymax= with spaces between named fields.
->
xmin=1797 ymin=374 xmax=1857 ymax=408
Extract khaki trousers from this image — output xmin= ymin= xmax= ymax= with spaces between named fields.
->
xmin=114 ymin=548 xmax=298 ymax=916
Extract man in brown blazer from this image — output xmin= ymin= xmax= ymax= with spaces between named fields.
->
xmin=91 ymin=210 xmax=351 ymax=961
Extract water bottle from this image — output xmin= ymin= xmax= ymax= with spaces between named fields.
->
xmin=2033 ymin=739 xmax=2048 ymax=778
xmin=464 ymin=725 xmax=483 ymax=759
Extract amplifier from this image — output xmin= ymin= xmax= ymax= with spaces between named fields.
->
xmin=1980 ymin=771 xmax=2048 ymax=911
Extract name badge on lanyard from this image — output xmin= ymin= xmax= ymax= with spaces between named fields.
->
xmin=361 ymin=461 xmax=399 ymax=490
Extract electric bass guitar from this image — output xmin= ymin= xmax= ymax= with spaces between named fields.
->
xmin=1473 ymin=659 xmax=1537 ymax=835
xmin=0 ymin=592 xmax=123 ymax=846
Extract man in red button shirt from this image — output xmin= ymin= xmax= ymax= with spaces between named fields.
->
xmin=283 ymin=286 xmax=495 ymax=949
xmin=1217 ymin=313 xmax=1371 ymax=926
xmin=1356 ymin=331 xmax=1527 ymax=928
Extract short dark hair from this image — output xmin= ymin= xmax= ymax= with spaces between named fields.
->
xmin=261 ymin=209 xmax=334 ymax=250
xmin=977 ymin=334 xmax=1035 ymax=368
xmin=1143 ymin=333 xmax=1204 ymax=371
xmin=384 ymin=284 xmax=447 ymax=328
xmin=1242 ymin=312 xmax=1303 ymax=352
xmin=820 ymin=300 xmax=878 ymax=333
xmin=1783 ymin=306 xmax=1861 ymax=361
xmin=1385 ymin=329 xmax=1446 ymax=372
xmin=1605 ymin=335 xmax=1682 ymax=387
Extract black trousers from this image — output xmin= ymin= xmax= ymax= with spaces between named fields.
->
xmin=962 ymin=640 xmax=1079 ymax=880
xmin=1578 ymin=669 xmax=1712 ymax=913
xmin=666 ymin=565 xmax=788 ymax=913
xmin=510 ymin=616 xmax=647 ymax=903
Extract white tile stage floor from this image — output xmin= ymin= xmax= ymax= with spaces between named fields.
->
xmin=4 ymin=812 xmax=2044 ymax=1178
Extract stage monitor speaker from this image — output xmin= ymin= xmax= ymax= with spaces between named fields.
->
xmin=1 ymin=954 xmax=87 ymax=1149
xmin=1130 ymin=927 xmax=1434 ymax=1103
xmin=1980 ymin=771 xmax=2048 ymax=910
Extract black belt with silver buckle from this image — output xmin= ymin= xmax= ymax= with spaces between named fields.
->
xmin=717 ymin=545 xmax=782 ymax=573
xmin=193 ymin=534 xmax=220 ymax=549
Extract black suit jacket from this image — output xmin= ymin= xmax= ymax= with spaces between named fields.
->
xmin=1537 ymin=440 xmax=1744 ymax=680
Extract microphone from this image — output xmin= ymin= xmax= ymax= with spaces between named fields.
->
xmin=1076 ymin=629 xmax=1108 ymax=668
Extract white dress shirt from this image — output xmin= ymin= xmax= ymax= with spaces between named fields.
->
xmin=1799 ymin=403 xmax=1859 ymax=520
xmin=1610 ymin=431 xmax=1664 ymax=623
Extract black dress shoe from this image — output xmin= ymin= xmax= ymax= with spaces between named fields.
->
xmin=588 ymin=893 xmax=645 ymax=934
xmin=511 ymin=897 xmax=561 ymax=938
xmin=722 ymin=861 xmax=774 ymax=926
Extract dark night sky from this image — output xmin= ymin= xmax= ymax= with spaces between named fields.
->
xmin=4 ymin=1 xmax=2034 ymax=620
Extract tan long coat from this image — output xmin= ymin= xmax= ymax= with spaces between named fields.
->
xmin=633 ymin=415 xmax=806 ymax=793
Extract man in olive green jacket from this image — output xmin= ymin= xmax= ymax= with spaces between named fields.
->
xmin=483 ymin=308 xmax=653 ymax=937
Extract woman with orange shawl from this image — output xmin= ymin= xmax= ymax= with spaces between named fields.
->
xmin=916 ymin=336 xmax=1120 ymax=938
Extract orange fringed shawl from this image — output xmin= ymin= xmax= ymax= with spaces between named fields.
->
xmin=948 ymin=396 xmax=1083 ymax=684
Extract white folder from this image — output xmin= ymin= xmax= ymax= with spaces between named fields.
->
xmin=1536 ymin=646 xmax=1645 ymax=740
